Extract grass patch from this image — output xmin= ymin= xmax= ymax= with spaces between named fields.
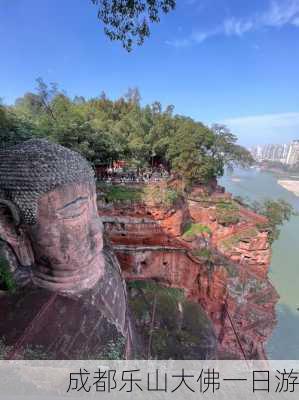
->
xmin=143 ymin=186 xmax=181 ymax=208
xmin=128 ymin=280 xmax=184 ymax=302
xmin=215 ymin=200 xmax=240 ymax=226
xmin=98 ymin=183 xmax=181 ymax=208
xmin=216 ymin=199 xmax=239 ymax=211
xmin=98 ymin=183 xmax=143 ymax=203
xmin=221 ymin=228 xmax=258 ymax=251
xmin=183 ymin=223 xmax=212 ymax=239
xmin=192 ymin=248 xmax=213 ymax=259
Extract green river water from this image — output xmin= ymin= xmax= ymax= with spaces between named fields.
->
xmin=220 ymin=169 xmax=299 ymax=359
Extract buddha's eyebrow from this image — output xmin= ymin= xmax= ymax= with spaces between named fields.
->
xmin=58 ymin=196 xmax=88 ymax=211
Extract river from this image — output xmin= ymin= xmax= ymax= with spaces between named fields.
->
xmin=220 ymin=168 xmax=299 ymax=360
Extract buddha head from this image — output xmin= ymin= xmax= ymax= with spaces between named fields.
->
xmin=0 ymin=139 xmax=104 ymax=293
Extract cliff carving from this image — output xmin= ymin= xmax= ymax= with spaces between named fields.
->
xmin=0 ymin=140 xmax=131 ymax=359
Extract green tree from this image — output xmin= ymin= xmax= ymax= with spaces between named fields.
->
xmin=5 ymin=80 xmax=253 ymax=186
xmin=211 ymin=124 xmax=254 ymax=175
xmin=255 ymin=199 xmax=297 ymax=243
xmin=91 ymin=0 xmax=176 ymax=51
xmin=0 ymin=104 xmax=34 ymax=149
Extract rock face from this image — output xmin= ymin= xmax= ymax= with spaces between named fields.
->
xmin=98 ymin=184 xmax=278 ymax=360
xmin=0 ymin=246 xmax=130 ymax=359
xmin=127 ymin=280 xmax=217 ymax=360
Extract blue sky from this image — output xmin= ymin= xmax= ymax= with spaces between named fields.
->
xmin=1 ymin=0 xmax=299 ymax=146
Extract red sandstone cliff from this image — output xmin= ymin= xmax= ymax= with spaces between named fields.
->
xmin=98 ymin=182 xmax=278 ymax=360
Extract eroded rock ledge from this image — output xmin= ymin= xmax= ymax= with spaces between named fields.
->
xmin=98 ymin=181 xmax=279 ymax=360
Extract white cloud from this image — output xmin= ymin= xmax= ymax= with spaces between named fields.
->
xmin=262 ymin=0 xmax=299 ymax=27
xmin=165 ymin=38 xmax=192 ymax=48
xmin=223 ymin=18 xmax=254 ymax=36
xmin=166 ymin=29 xmax=219 ymax=47
xmin=166 ymin=0 xmax=299 ymax=47
xmin=221 ymin=112 xmax=299 ymax=146
xmin=292 ymin=16 xmax=299 ymax=25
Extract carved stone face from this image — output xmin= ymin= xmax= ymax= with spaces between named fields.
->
xmin=0 ymin=183 xmax=104 ymax=291
xmin=0 ymin=139 xmax=105 ymax=293
xmin=0 ymin=181 xmax=104 ymax=292
xmin=32 ymin=181 xmax=104 ymax=291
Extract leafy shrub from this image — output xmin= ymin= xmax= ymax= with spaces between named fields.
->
xmin=97 ymin=337 xmax=126 ymax=360
xmin=256 ymin=199 xmax=298 ymax=243
xmin=215 ymin=200 xmax=240 ymax=226
xmin=183 ymin=223 xmax=212 ymax=239
xmin=98 ymin=184 xmax=143 ymax=203
xmin=0 ymin=253 xmax=16 ymax=294
xmin=220 ymin=228 xmax=258 ymax=250
xmin=192 ymin=248 xmax=213 ymax=259
xmin=128 ymin=280 xmax=214 ymax=359
xmin=143 ymin=185 xmax=181 ymax=208
xmin=234 ymin=197 xmax=297 ymax=243
xmin=0 ymin=337 xmax=12 ymax=359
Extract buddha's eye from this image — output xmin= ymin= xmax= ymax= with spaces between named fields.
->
xmin=56 ymin=196 xmax=89 ymax=219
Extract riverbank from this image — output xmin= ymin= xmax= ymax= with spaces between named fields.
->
xmin=277 ymin=180 xmax=299 ymax=197
xmin=220 ymin=169 xmax=299 ymax=359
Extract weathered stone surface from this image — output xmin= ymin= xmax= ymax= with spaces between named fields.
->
xmin=0 ymin=140 xmax=133 ymax=359
xmin=128 ymin=281 xmax=217 ymax=360
xmin=0 ymin=139 xmax=94 ymax=225
xmin=0 ymin=248 xmax=130 ymax=359
xmin=99 ymin=185 xmax=278 ymax=360
xmin=0 ymin=140 xmax=105 ymax=293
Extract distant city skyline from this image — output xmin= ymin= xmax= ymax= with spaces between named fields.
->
xmin=221 ymin=112 xmax=299 ymax=147
xmin=250 ymin=140 xmax=299 ymax=165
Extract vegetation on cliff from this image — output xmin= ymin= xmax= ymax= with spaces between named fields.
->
xmin=1 ymin=80 xmax=294 ymax=246
xmin=0 ymin=80 xmax=253 ymax=186
xmin=215 ymin=199 xmax=240 ymax=226
xmin=182 ymin=223 xmax=212 ymax=240
xmin=235 ymin=196 xmax=297 ymax=243
xmin=0 ymin=247 xmax=16 ymax=294
xmin=254 ymin=199 xmax=297 ymax=243
xmin=127 ymin=280 xmax=216 ymax=359
xmin=98 ymin=181 xmax=182 ymax=208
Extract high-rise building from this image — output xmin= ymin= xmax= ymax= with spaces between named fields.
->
xmin=249 ymin=142 xmax=296 ymax=164
xmin=281 ymin=144 xmax=290 ymax=163
xmin=286 ymin=140 xmax=299 ymax=165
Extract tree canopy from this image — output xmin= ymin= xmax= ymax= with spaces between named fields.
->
xmin=91 ymin=0 xmax=176 ymax=51
xmin=0 ymin=79 xmax=254 ymax=186
xmin=254 ymin=199 xmax=297 ymax=243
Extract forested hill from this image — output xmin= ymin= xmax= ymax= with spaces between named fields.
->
xmin=0 ymin=79 xmax=253 ymax=185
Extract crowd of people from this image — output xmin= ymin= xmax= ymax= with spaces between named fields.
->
xmin=96 ymin=165 xmax=170 ymax=184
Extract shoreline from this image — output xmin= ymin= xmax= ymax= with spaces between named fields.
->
xmin=277 ymin=179 xmax=299 ymax=197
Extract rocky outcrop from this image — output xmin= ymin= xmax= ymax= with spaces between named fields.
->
xmin=98 ymin=183 xmax=278 ymax=360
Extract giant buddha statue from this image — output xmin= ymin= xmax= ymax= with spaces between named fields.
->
xmin=0 ymin=139 xmax=132 ymax=359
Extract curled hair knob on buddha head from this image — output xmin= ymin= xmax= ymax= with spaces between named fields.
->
xmin=0 ymin=139 xmax=95 ymax=225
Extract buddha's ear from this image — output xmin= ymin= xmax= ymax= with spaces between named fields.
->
xmin=0 ymin=200 xmax=34 ymax=267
